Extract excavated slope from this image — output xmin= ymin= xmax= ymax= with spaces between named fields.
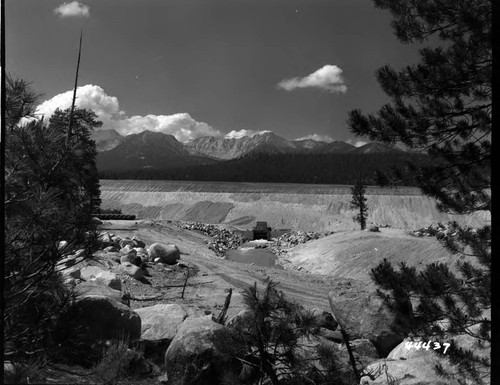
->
xmin=99 ymin=180 xmax=489 ymax=231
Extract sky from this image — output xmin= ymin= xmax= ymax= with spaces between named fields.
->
xmin=6 ymin=0 xmax=424 ymax=145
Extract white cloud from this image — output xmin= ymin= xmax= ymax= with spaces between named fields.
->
xmin=295 ymin=134 xmax=334 ymax=143
xmin=54 ymin=1 xmax=90 ymax=18
xmin=224 ymin=129 xmax=271 ymax=139
xmin=36 ymin=85 xmax=122 ymax=126
xmin=277 ymin=65 xmax=347 ymax=93
xmin=116 ymin=113 xmax=221 ymax=142
xmin=346 ymin=139 xmax=368 ymax=147
xmin=35 ymin=85 xmax=222 ymax=142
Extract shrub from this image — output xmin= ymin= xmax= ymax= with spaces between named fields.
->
xmin=223 ymin=281 xmax=356 ymax=385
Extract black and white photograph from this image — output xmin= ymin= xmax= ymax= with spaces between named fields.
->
xmin=3 ymin=0 xmax=491 ymax=384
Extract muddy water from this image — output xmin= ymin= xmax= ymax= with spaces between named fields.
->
xmin=225 ymin=241 xmax=281 ymax=269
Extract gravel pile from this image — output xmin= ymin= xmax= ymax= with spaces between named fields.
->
xmin=177 ymin=222 xmax=245 ymax=257
xmin=408 ymin=222 xmax=479 ymax=241
xmin=267 ymin=230 xmax=331 ymax=257
xmin=409 ymin=222 xmax=454 ymax=238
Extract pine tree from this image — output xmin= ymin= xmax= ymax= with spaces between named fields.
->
xmin=347 ymin=1 xmax=491 ymax=383
xmin=224 ymin=281 xmax=356 ymax=385
xmin=350 ymin=179 xmax=368 ymax=230
xmin=4 ymin=75 xmax=102 ymax=364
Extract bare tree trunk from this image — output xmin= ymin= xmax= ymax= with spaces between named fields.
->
xmin=66 ymin=30 xmax=83 ymax=147
xmin=215 ymin=288 xmax=232 ymax=324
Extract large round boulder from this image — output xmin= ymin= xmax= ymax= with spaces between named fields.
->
xmin=137 ymin=304 xmax=188 ymax=342
xmin=135 ymin=304 xmax=188 ymax=364
xmin=328 ymin=291 xmax=407 ymax=357
xmin=149 ymin=243 xmax=180 ymax=265
xmin=164 ymin=316 xmax=241 ymax=385
xmin=68 ymin=296 xmax=141 ymax=342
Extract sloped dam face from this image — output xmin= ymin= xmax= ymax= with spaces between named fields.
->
xmin=99 ymin=180 xmax=489 ymax=232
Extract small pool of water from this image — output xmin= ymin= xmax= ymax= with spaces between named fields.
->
xmin=225 ymin=242 xmax=281 ymax=269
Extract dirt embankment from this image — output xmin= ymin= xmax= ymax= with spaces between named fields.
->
xmin=279 ymin=228 xmax=468 ymax=289
xmin=100 ymin=180 xmax=489 ymax=232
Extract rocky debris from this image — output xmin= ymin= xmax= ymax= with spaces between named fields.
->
xmin=120 ymin=245 xmax=137 ymax=256
xmin=75 ymin=281 xmax=128 ymax=304
xmin=120 ymin=253 xmax=137 ymax=265
xmin=120 ymin=239 xmax=136 ymax=249
xmin=119 ymin=262 xmax=145 ymax=280
xmin=95 ymin=270 xmax=122 ymax=291
xmin=164 ymin=315 xmax=240 ymax=385
xmin=177 ymin=222 xmax=245 ymax=257
xmin=80 ymin=265 xmax=107 ymax=281
xmin=267 ymin=230 xmax=328 ymax=259
xmin=104 ymin=245 xmax=119 ymax=253
xmin=135 ymin=304 xmax=189 ymax=364
xmin=409 ymin=221 xmax=470 ymax=239
xmin=329 ymin=291 xmax=406 ymax=357
xmin=134 ymin=247 xmax=148 ymax=255
xmin=132 ymin=236 xmax=146 ymax=248
xmin=99 ymin=232 xmax=114 ymax=246
xmin=68 ymin=296 xmax=141 ymax=342
xmin=149 ymin=243 xmax=180 ymax=265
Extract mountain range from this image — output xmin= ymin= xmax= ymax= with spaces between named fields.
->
xmin=94 ymin=129 xmax=405 ymax=171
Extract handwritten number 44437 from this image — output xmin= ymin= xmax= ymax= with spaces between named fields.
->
xmin=404 ymin=341 xmax=451 ymax=354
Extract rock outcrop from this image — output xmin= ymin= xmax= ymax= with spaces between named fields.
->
xmin=136 ymin=304 xmax=188 ymax=364
xmin=329 ymin=291 xmax=406 ymax=357
xmin=164 ymin=316 xmax=240 ymax=385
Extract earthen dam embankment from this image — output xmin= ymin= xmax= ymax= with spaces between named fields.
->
xmin=100 ymin=180 xmax=489 ymax=232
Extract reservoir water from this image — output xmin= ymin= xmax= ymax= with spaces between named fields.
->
xmin=225 ymin=241 xmax=281 ymax=269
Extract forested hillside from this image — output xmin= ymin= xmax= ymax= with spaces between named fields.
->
xmin=99 ymin=151 xmax=434 ymax=186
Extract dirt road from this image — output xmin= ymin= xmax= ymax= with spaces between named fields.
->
xmin=100 ymin=220 xmax=363 ymax=319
